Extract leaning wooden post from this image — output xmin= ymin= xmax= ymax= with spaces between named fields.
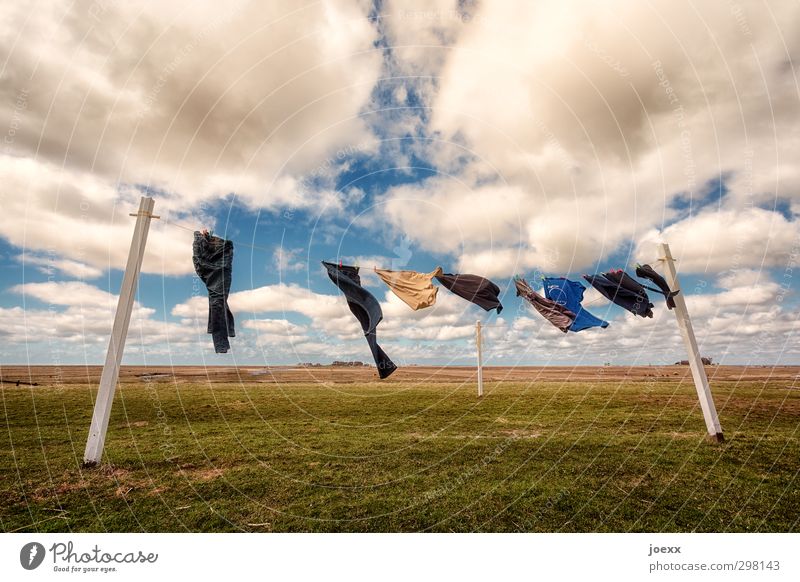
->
xmin=476 ymin=320 xmax=484 ymax=398
xmin=83 ymin=197 xmax=157 ymax=466
xmin=658 ymin=242 xmax=724 ymax=442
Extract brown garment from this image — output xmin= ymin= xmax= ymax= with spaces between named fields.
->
xmin=436 ymin=272 xmax=504 ymax=314
xmin=515 ymin=278 xmax=576 ymax=333
xmin=375 ymin=267 xmax=443 ymax=311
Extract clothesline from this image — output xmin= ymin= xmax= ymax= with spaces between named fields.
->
xmin=161 ymin=218 xmax=274 ymax=252
xmin=159 ymin=215 xmax=660 ymax=319
xmin=157 ymin=215 xmax=669 ymax=279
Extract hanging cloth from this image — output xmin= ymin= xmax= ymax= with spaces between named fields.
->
xmin=192 ymin=231 xmax=235 ymax=353
xmin=435 ymin=272 xmax=503 ymax=314
xmin=322 ymin=261 xmax=397 ymax=379
xmin=542 ymin=277 xmax=609 ymax=332
xmin=583 ymin=270 xmax=654 ymax=318
xmin=375 ymin=266 xmax=443 ymax=311
xmin=635 ymin=263 xmax=679 ymax=310
xmin=515 ymin=278 xmax=576 ymax=333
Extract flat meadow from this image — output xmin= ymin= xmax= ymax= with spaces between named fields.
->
xmin=1 ymin=365 xmax=798 ymax=532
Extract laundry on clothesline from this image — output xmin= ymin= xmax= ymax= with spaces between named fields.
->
xmin=515 ymin=277 xmax=576 ymax=333
xmin=636 ymin=263 xmax=679 ymax=310
xmin=542 ymin=277 xmax=609 ymax=332
xmin=322 ymin=261 xmax=397 ymax=379
xmin=583 ymin=270 xmax=654 ymax=318
xmin=374 ymin=266 xmax=443 ymax=311
xmin=192 ymin=231 xmax=235 ymax=353
xmin=435 ymin=272 xmax=503 ymax=314
xmin=180 ymin=207 xmax=681 ymax=359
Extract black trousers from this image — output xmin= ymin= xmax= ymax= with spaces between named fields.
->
xmin=192 ymin=232 xmax=235 ymax=353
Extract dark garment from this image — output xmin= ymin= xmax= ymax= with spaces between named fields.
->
xmin=192 ymin=231 xmax=235 ymax=353
xmin=583 ymin=271 xmax=654 ymax=318
xmin=636 ymin=263 xmax=679 ymax=309
xmin=542 ymin=277 xmax=609 ymax=332
xmin=515 ymin=278 xmax=575 ymax=333
xmin=435 ymin=273 xmax=503 ymax=314
xmin=322 ymin=262 xmax=397 ymax=379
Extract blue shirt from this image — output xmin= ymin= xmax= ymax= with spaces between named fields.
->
xmin=542 ymin=277 xmax=609 ymax=332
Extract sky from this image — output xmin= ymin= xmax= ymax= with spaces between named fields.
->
xmin=0 ymin=0 xmax=798 ymax=368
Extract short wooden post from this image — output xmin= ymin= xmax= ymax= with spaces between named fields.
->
xmin=83 ymin=196 xmax=157 ymax=466
xmin=659 ymin=242 xmax=724 ymax=442
xmin=476 ymin=320 xmax=484 ymax=397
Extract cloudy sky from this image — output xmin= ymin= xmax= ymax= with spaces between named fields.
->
xmin=1 ymin=0 xmax=798 ymax=367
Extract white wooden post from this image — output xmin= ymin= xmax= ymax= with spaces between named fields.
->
xmin=83 ymin=197 xmax=157 ymax=466
xmin=658 ymin=242 xmax=724 ymax=442
xmin=476 ymin=320 xmax=484 ymax=397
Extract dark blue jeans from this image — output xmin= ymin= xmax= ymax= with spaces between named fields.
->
xmin=192 ymin=232 xmax=235 ymax=353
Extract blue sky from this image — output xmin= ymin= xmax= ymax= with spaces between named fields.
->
xmin=1 ymin=1 xmax=798 ymax=367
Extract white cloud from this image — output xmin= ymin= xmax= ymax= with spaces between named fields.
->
xmin=17 ymin=254 xmax=103 ymax=279
xmin=376 ymin=0 xmax=800 ymax=275
xmin=635 ymin=207 xmax=799 ymax=273
xmin=272 ymin=247 xmax=306 ymax=274
xmin=0 ymin=0 xmax=383 ymax=275
xmin=1 ymin=281 xmax=196 ymax=347
xmin=3 ymin=0 xmax=799 ymax=364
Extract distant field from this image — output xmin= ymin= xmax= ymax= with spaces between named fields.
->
xmin=1 ymin=366 xmax=798 ymax=532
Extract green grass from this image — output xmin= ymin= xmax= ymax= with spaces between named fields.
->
xmin=1 ymin=379 xmax=798 ymax=532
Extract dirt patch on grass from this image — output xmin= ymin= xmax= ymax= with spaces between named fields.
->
xmin=31 ymin=479 xmax=88 ymax=501
xmin=196 ymin=468 xmax=225 ymax=481
xmin=498 ymin=428 xmax=542 ymax=439
xmin=114 ymin=486 xmax=133 ymax=498
xmin=29 ymin=465 xmax=154 ymax=502
xmin=177 ymin=464 xmax=227 ymax=482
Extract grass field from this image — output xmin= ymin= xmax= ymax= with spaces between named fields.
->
xmin=2 ymin=370 xmax=799 ymax=532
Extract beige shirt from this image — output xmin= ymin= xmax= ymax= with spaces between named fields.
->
xmin=375 ymin=267 xmax=444 ymax=311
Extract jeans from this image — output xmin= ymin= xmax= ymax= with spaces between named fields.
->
xmin=322 ymin=261 xmax=397 ymax=379
xmin=192 ymin=232 xmax=235 ymax=353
